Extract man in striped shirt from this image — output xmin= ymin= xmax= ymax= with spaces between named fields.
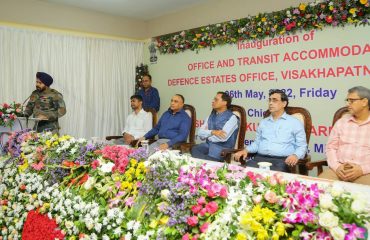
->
xmin=320 ymin=86 xmax=370 ymax=185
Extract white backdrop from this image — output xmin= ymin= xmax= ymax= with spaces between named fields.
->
xmin=0 ymin=26 xmax=143 ymax=138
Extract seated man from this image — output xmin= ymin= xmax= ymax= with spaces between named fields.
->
xmin=191 ymin=92 xmax=239 ymax=161
xmin=138 ymin=94 xmax=191 ymax=155
xmin=234 ymin=89 xmax=307 ymax=172
xmin=320 ymin=86 xmax=370 ymax=185
xmin=121 ymin=95 xmax=152 ymax=145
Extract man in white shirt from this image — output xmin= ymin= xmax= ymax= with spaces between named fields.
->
xmin=122 ymin=95 xmax=152 ymax=145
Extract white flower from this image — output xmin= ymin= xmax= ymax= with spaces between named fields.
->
xmin=351 ymin=199 xmax=366 ymax=213
xmin=94 ymin=223 xmax=102 ymax=233
xmin=83 ymin=176 xmax=95 ymax=190
xmin=125 ymin=232 xmax=132 ymax=240
xmin=319 ymin=211 xmax=339 ymax=228
xmin=330 ymin=184 xmax=344 ymax=197
xmin=160 ymin=189 xmax=171 ymax=201
xmin=100 ymin=162 xmax=115 ymax=173
xmin=65 ymin=221 xmax=74 ymax=229
xmin=330 ymin=226 xmax=345 ymax=240
xmin=319 ymin=194 xmax=334 ymax=209
xmin=114 ymin=227 xmax=122 ymax=235
xmin=102 ymin=235 xmax=110 ymax=240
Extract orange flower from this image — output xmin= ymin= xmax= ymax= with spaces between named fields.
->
xmin=299 ymin=3 xmax=306 ymax=11
xmin=360 ymin=0 xmax=368 ymax=4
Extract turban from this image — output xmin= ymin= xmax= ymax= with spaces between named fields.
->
xmin=36 ymin=72 xmax=53 ymax=87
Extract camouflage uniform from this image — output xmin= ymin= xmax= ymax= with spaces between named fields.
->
xmin=24 ymin=88 xmax=66 ymax=134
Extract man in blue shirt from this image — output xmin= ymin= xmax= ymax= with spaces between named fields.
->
xmin=191 ymin=92 xmax=239 ymax=161
xmin=138 ymin=94 xmax=191 ymax=155
xmin=137 ymin=74 xmax=160 ymax=112
xmin=234 ymin=89 xmax=307 ymax=172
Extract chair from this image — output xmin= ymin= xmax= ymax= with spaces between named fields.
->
xmin=229 ymin=106 xmax=312 ymax=175
xmin=105 ymin=108 xmax=157 ymax=146
xmin=306 ymin=107 xmax=350 ymax=175
xmin=219 ymin=105 xmax=247 ymax=162
xmin=172 ymin=104 xmax=196 ymax=152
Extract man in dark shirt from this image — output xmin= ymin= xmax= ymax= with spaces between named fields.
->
xmin=138 ymin=94 xmax=191 ymax=155
xmin=137 ymin=74 xmax=160 ymax=112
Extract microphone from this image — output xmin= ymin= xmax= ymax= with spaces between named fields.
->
xmin=21 ymin=95 xmax=31 ymax=117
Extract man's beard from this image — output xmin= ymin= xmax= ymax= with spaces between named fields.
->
xmin=36 ymin=86 xmax=45 ymax=92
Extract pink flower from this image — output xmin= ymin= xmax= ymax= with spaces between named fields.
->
xmin=191 ymin=234 xmax=199 ymax=240
xmin=91 ymin=160 xmax=100 ymax=169
xmin=31 ymin=161 xmax=45 ymax=171
xmin=219 ymin=186 xmax=228 ymax=198
xmin=182 ymin=233 xmax=190 ymax=240
xmin=253 ymin=195 xmax=262 ymax=204
xmin=136 ymin=181 xmax=142 ymax=187
xmin=115 ymin=181 xmax=121 ymax=188
xmin=207 ymin=189 xmax=216 ymax=198
xmin=199 ymin=208 xmax=207 ymax=217
xmin=191 ymin=204 xmax=202 ymax=214
xmin=200 ymin=222 xmax=210 ymax=233
xmin=187 ymin=216 xmax=198 ymax=227
xmin=264 ymin=190 xmax=278 ymax=204
xmin=125 ymin=197 xmax=135 ymax=207
xmin=205 ymin=201 xmax=218 ymax=214
xmin=197 ymin=196 xmax=206 ymax=205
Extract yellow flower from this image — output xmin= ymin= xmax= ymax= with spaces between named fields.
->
xmin=149 ymin=219 xmax=158 ymax=228
xmin=113 ymin=176 xmax=120 ymax=182
xmin=329 ymin=5 xmax=334 ymax=11
xmin=18 ymin=159 xmax=28 ymax=172
xmin=256 ymin=229 xmax=268 ymax=240
xmin=135 ymin=169 xmax=142 ymax=178
xmin=257 ymin=28 xmax=262 ymax=32
xmin=279 ymin=30 xmax=286 ymax=35
xmin=360 ymin=0 xmax=368 ymax=5
xmin=261 ymin=208 xmax=276 ymax=224
xmin=275 ymin=222 xmax=286 ymax=236
xmin=45 ymin=140 xmax=51 ymax=148
xmin=236 ymin=233 xmax=247 ymax=240
xmin=130 ymin=159 xmax=137 ymax=166
xmin=32 ymin=194 xmax=38 ymax=199
xmin=159 ymin=216 xmax=169 ymax=225
xmin=299 ymin=3 xmax=306 ymax=11
xmin=52 ymin=141 xmax=59 ymax=146
xmin=68 ymin=236 xmax=76 ymax=240
xmin=349 ymin=8 xmax=357 ymax=14
xmin=272 ymin=233 xmax=279 ymax=240
xmin=274 ymin=24 xmax=278 ymax=29
xmin=261 ymin=17 xmax=266 ymax=22
xmin=195 ymin=33 xmax=202 ymax=38
xmin=138 ymin=162 xmax=145 ymax=169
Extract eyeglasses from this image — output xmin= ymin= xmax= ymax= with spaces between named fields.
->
xmin=345 ymin=98 xmax=364 ymax=104
xmin=268 ymin=98 xmax=281 ymax=103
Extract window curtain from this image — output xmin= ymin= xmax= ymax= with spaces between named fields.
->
xmin=0 ymin=26 xmax=143 ymax=138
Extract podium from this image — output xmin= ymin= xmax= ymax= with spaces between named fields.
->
xmin=0 ymin=117 xmax=40 ymax=151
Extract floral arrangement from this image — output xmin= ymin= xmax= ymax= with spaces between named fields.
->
xmin=0 ymin=130 xmax=370 ymax=240
xmin=154 ymin=0 xmax=370 ymax=54
xmin=0 ymin=102 xmax=23 ymax=128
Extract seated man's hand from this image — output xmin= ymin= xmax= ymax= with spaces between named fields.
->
xmin=285 ymin=154 xmax=298 ymax=166
xmin=335 ymin=164 xmax=347 ymax=181
xmin=234 ymin=149 xmax=248 ymax=161
xmin=342 ymin=163 xmax=363 ymax=182
xmin=211 ymin=130 xmax=227 ymax=139
xmin=159 ymin=143 xmax=169 ymax=151
xmin=136 ymin=137 xmax=145 ymax=147
xmin=123 ymin=133 xmax=134 ymax=145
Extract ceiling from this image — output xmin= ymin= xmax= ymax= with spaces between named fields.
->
xmin=42 ymin=0 xmax=212 ymax=20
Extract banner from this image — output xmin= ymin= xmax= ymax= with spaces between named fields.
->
xmin=146 ymin=25 xmax=370 ymax=162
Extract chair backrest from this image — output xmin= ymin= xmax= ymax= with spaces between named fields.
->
xmin=332 ymin=107 xmax=350 ymax=126
xmin=183 ymin=104 xmax=196 ymax=144
xmin=229 ymin=104 xmax=247 ymax=149
xmin=263 ymin=106 xmax=312 ymax=145
xmin=143 ymin=108 xmax=158 ymax=127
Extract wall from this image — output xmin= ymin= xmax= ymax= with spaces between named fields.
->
xmin=148 ymin=0 xmax=313 ymax=37
xmin=0 ymin=0 xmax=147 ymax=40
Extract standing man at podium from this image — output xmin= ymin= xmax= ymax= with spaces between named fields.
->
xmin=24 ymin=72 xmax=66 ymax=134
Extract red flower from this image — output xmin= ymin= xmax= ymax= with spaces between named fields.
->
xmin=0 ymin=199 xmax=8 ymax=205
xmin=2 ymin=103 xmax=9 ymax=109
xmin=205 ymin=201 xmax=218 ymax=215
xmin=191 ymin=204 xmax=202 ymax=214
xmin=22 ymin=210 xmax=65 ymax=240
xmin=326 ymin=16 xmax=333 ymax=23
xmin=187 ymin=216 xmax=198 ymax=226
xmin=0 ymin=112 xmax=3 ymax=117
xmin=62 ymin=160 xmax=75 ymax=168
xmin=91 ymin=159 xmax=100 ymax=169
xmin=341 ymin=15 xmax=347 ymax=20
xmin=78 ymin=173 xmax=89 ymax=185
xmin=197 ymin=196 xmax=206 ymax=205
xmin=20 ymin=184 xmax=26 ymax=191
xmin=200 ymin=222 xmax=210 ymax=233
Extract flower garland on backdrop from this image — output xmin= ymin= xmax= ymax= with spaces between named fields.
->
xmin=154 ymin=0 xmax=370 ymax=54
xmin=0 ymin=102 xmax=23 ymax=128
xmin=0 ymin=130 xmax=370 ymax=240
